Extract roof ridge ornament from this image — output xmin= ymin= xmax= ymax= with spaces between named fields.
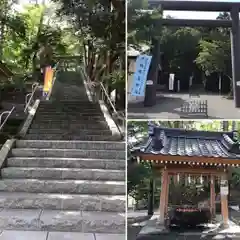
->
xmin=222 ymin=133 xmax=240 ymax=154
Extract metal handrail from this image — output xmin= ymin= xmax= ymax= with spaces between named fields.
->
xmin=24 ymin=82 xmax=39 ymax=113
xmin=99 ymin=82 xmax=125 ymax=135
xmin=0 ymin=106 xmax=15 ymax=131
xmin=80 ymin=64 xmax=125 ymax=135
xmin=99 ymin=82 xmax=118 ymax=114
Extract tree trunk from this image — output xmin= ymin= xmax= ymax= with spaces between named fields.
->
xmin=222 ymin=121 xmax=229 ymax=131
xmin=0 ymin=0 xmax=7 ymax=59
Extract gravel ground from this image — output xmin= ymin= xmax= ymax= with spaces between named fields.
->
xmin=128 ymin=93 xmax=240 ymax=119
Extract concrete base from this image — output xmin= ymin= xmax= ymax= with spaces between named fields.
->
xmin=137 ymin=214 xmax=240 ymax=238
xmin=137 ymin=215 xmax=169 ymax=236
xmin=0 ymin=230 xmax=124 ymax=240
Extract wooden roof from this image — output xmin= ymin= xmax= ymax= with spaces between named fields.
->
xmin=132 ymin=125 xmax=240 ymax=167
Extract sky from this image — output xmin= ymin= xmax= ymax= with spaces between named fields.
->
xmin=163 ymin=0 xmax=240 ymax=19
xmin=16 ymin=0 xmax=240 ymax=20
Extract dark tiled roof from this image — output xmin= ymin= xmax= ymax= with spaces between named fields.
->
xmin=135 ymin=127 xmax=240 ymax=159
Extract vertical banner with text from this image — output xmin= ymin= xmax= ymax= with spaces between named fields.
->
xmin=43 ymin=66 xmax=54 ymax=97
xmin=131 ymin=54 xmax=152 ymax=96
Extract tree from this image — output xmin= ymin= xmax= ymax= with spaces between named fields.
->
xmin=51 ymin=0 xmax=125 ymax=109
xmin=128 ymin=0 xmax=162 ymax=47
xmin=0 ymin=0 xmax=26 ymax=59
xmin=195 ymin=13 xmax=232 ymax=96
xmin=3 ymin=4 xmax=69 ymax=73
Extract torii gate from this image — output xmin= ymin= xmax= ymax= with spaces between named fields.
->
xmin=144 ymin=1 xmax=240 ymax=109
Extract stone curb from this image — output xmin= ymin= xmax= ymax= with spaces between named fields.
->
xmin=128 ymin=215 xmax=150 ymax=225
xmin=18 ymin=99 xmax=40 ymax=138
xmin=99 ymin=100 xmax=122 ymax=140
xmin=0 ymin=139 xmax=16 ymax=170
xmin=79 ymin=66 xmax=94 ymax=102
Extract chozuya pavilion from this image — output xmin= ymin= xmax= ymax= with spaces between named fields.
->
xmin=132 ymin=123 xmax=240 ymax=228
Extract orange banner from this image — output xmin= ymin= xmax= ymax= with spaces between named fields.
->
xmin=43 ymin=66 xmax=54 ymax=93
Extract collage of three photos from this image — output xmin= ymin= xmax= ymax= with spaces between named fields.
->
xmin=1 ymin=0 xmax=240 ymax=240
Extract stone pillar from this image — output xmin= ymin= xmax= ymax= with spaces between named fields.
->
xmin=230 ymin=7 xmax=240 ymax=107
xmin=220 ymin=172 xmax=229 ymax=228
xmin=144 ymin=38 xmax=160 ymax=107
xmin=210 ymin=175 xmax=216 ymax=219
xmin=159 ymin=169 xmax=169 ymax=224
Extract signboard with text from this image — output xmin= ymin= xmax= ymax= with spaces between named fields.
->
xmin=131 ymin=54 xmax=152 ymax=96
xmin=220 ymin=180 xmax=229 ymax=196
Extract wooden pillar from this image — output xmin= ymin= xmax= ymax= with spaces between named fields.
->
xmin=185 ymin=174 xmax=188 ymax=186
xmin=159 ymin=169 xmax=169 ymax=224
xmin=164 ymin=175 xmax=170 ymax=215
xmin=147 ymin=178 xmax=154 ymax=216
xmin=220 ymin=171 xmax=229 ymax=228
xmin=210 ymin=175 xmax=216 ymax=219
xmin=173 ymin=175 xmax=178 ymax=185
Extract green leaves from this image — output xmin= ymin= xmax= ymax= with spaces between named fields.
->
xmin=128 ymin=0 xmax=163 ymax=47
xmin=196 ymin=37 xmax=230 ymax=75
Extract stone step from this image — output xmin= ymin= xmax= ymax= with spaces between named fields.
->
xmin=39 ymin=101 xmax=98 ymax=106
xmin=31 ymin=118 xmax=108 ymax=123
xmin=11 ymin=148 xmax=124 ymax=159
xmin=16 ymin=140 xmax=125 ymax=150
xmin=0 ymin=209 xmax=125 ymax=233
xmin=34 ymin=115 xmax=106 ymax=121
xmin=31 ymin=120 xmax=109 ymax=126
xmin=29 ymin=123 xmax=109 ymax=130
xmin=38 ymin=105 xmax=99 ymax=109
xmin=24 ymin=134 xmax=117 ymax=141
xmin=37 ymin=105 xmax=101 ymax=109
xmin=7 ymin=157 xmax=125 ymax=170
xmin=38 ymin=103 xmax=100 ymax=108
xmin=0 ymin=179 xmax=125 ymax=195
xmin=35 ymin=112 xmax=103 ymax=116
xmin=28 ymin=129 xmax=112 ymax=136
xmin=37 ymin=109 xmax=102 ymax=114
xmin=2 ymin=167 xmax=125 ymax=181
xmin=0 ymin=192 xmax=125 ymax=211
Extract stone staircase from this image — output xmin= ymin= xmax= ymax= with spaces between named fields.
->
xmin=25 ymin=100 xmax=116 ymax=141
xmin=0 ymin=140 xmax=125 ymax=233
xmin=0 ymin=69 xmax=126 ymax=236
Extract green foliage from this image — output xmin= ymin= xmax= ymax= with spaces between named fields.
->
xmin=104 ymin=70 xmax=125 ymax=89
xmin=128 ymin=0 xmax=162 ymax=47
xmin=1 ymin=3 xmax=76 ymax=75
xmin=128 ymin=7 xmax=233 ymax=93
xmin=196 ymin=36 xmax=231 ymax=77
xmin=127 ymin=161 xmax=152 ymax=201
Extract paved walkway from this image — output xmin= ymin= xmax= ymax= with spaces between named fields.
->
xmin=128 ymin=92 xmax=240 ymax=119
xmin=0 ymin=230 xmax=124 ymax=240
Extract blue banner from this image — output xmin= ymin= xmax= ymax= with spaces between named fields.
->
xmin=131 ymin=54 xmax=152 ymax=96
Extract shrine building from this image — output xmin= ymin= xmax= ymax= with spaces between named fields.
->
xmin=132 ymin=124 xmax=240 ymax=228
